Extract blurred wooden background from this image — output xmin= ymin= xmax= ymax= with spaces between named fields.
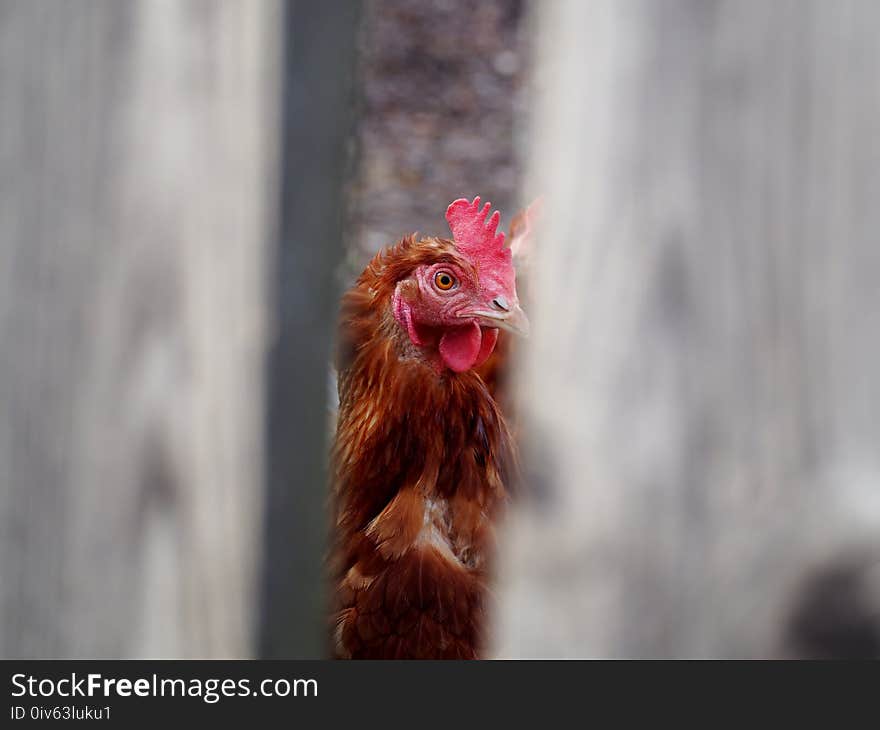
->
xmin=495 ymin=0 xmax=880 ymax=658
xmin=0 ymin=0 xmax=360 ymax=659
xmin=0 ymin=0 xmax=282 ymax=657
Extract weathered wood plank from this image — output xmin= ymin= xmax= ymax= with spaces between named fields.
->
xmin=258 ymin=0 xmax=361 ymax=659
xmin=495 ymin=0 xmax=880 ymax=658
xmin=0 ymin=0 xmax=281 ymax=657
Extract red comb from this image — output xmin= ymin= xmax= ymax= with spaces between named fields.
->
xmin=445 ymin=196 xmax=506 ymax=255
xmin=445 ymin=195 xmax=516 ymax=298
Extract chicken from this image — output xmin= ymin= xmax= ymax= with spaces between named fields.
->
xmin=330 ymin=196 xmax=528 ymax=659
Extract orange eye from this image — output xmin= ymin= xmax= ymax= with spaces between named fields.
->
xmin=434 ymin=271 xmax=456 ymax=291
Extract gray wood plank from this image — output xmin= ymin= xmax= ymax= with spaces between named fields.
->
xmin=495 ymin=0 xmax=880 ymax=658
xmin=0 ymin=0 xmax=282 ymax=657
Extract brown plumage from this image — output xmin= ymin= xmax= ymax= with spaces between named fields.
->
xmin=474 ymin=327 xmax=513 ymax=414
xmin=330 ymin=198 xmax=527 ymax=659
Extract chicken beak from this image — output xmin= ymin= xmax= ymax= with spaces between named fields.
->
xmin=467 ymin=302 xmax=530 ymax=337
xmin=496 ymin=304 xmax=530 ymax=337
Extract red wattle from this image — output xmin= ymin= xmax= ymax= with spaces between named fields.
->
xmin=474 ymin=327 xmax=498 ymax=368
xmin=439 ymin=324 xmax=499 ymax=372
xmin=439 ymin=322 xmax=483 ymax=373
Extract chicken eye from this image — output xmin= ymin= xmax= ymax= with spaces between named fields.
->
xmin=434 ymin=271 xmax=457 ymax=291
